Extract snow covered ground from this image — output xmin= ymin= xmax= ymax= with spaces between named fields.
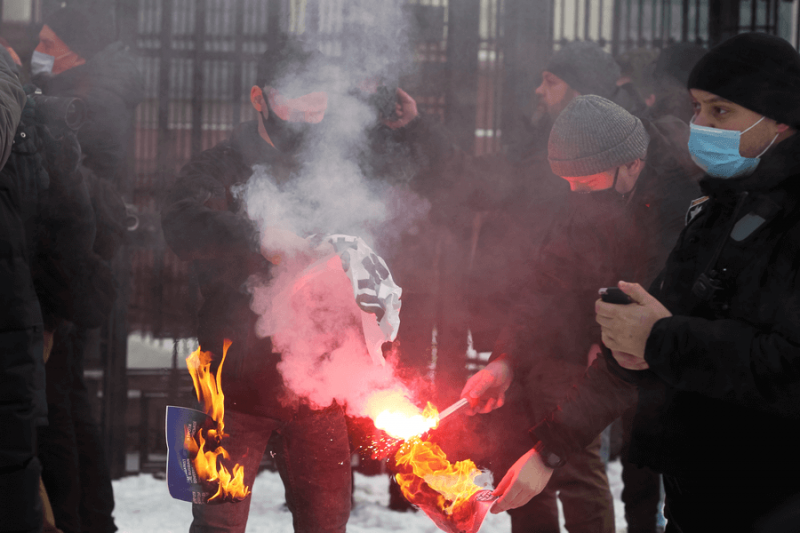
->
xmin=112 ymin=460 xmax=629 ymax=533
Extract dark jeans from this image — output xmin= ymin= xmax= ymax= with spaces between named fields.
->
xmin=0 ymin=327 xmax=44 ymax=533
xmin=621 ymin=404 xmax=661 ymax=533
xmin=37 ymin=323 xmax=116 ymax=533
xmin=190 ymin=404 xmax=352 ymax=533
xmin=508 ymin=435 xmax=615 ymax=533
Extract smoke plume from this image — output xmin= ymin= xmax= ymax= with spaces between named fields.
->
xmin=239 ymin=0 xmax=431 ymax=418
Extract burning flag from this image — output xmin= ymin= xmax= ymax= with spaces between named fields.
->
xmin=164 ymin=340 xmax=250 ymax=504
xmin=185 ymin=340 xmax=250 ymax=503
xmin=367 ymin=394 xmax=497 ymax=533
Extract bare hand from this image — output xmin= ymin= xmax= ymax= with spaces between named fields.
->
xmin=595 ymin=281 xmax=672 ymax=359
xmin=491 ymin=448 xmax=554 ymax=513
xmin=381 ymin=88 xmax=418 ymax=129
xmin=460 ymin=356 xmax=513 ymax=414
xmin=612 ymin=350 xmax=650 ymax=370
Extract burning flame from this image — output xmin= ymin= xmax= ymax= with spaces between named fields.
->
xmin=395 ymin=436 xmax=483 ymax=515
xmin=185 ymin=340 xmax=251 ymax=502
xmin=366 ymin=393 xmax=486 ymax=530
xmin=366 ymin=390 xmax=439 ymax=440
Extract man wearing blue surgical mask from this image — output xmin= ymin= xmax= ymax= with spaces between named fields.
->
xmin=687 ymin=90 xmax=791 ymax=178
xmin=466 ymin=32 xmax=800 ymax=533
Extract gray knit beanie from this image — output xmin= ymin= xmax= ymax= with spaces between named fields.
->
xmin=548 ymin=95 xmax=650 ymax=177
xmin=545 ymin=41 xmax=622 ymax=100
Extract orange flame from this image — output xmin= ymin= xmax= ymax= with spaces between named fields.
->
xmin=185 ymin=340 xmax=250 ymax=502
xmin=392 ymin=404 xmax=481 ymax=516
xmin=366 ymin=396 xmax=485 ymax=530
xmin=366 ymin=390 xmax=439 ymax=440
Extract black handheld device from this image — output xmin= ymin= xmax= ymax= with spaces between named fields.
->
xmin=599 ymin=287 xmax=633 ymax=305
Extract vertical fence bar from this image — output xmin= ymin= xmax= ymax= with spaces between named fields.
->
xmin=694 ymin=0 xmax=700 ymax=42
xmin=626 ymin=0 xmax=633 ymax=50
xmin=598 ymin=0 xmax=604 ymax=46
xmin=612 ymin=0 xmax=624 ymax=55
xmin=638 ymin=0 xmax=644 ymax=46
xmin=681 ymin=0 xmax=689 ymax=42
xmin=573 ymin=0 xmax=579 ymax=41
xmin=157 ymin=0 xmax=173 ymax=178
xmin=445 ymin=0 xmax=480 ymax=152
xmin=650 ymin=0 xmax=657 ymax=46
xmin=584 ymin=0 xmax=591 ymax=40
xmin=268 ymin=0 xmax=281 ymax=50
xmin=190 ymin=0 xmax=206 ymax=157
xmin=232 ymin=0 xmax=244 ymax=126
xmin=751 ymin=0 xmax=757 ymax=31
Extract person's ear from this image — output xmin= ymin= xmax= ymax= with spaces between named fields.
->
xmin=624 ymin=158 xmax=646 ymax=174
xmin=250 ymin=85 xmax=267 ymax=115
xmin=775 ymin=122 xmax=792 ymax=134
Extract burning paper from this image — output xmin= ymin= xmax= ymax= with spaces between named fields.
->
xmin=367 ymin=395 xmax=496 ymax=533
xmin=165 ymin=340 xmax=251 ymax=504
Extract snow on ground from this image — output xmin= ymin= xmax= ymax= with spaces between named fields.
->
xmin=113 ymin=460 xmax=630 ymax=533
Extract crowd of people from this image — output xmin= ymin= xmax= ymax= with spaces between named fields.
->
xmin=3 ymin=6 xmax=800 ymax=533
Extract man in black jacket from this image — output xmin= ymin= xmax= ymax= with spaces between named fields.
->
xmin=461 ymin=95 xmax=699 ymax=532
xmin=162 ymin=38 xmax=466 ymax=532
xmin=482 ymin=33 xmax=800 ymax=533
xmin=30 ymin=7 xmax=141 ymax=533
xmin=0 ymin=46 xmax=45 ymax=533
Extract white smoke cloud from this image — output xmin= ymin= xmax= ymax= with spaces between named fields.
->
xmin=238 ymin=0 xmax=432 ymax=417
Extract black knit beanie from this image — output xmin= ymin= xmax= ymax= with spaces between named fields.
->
xmin=687 ymin=32 xmax=800 ymax=128
xmin=44 ymin=7 xmax=114 ymax=60
xmin=545 ymin=41 xmax=621 ymax=100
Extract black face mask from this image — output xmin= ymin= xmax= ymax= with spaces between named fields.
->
xmin=570 ymin=167 xmax=624 ymax=209
xmin=259 ymin=88 xmax=327 ymax=153
xmin=588 ymin=167 xmax=623 ymax=201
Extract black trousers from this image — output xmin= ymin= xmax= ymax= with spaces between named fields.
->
xmin=621 ymin=405 xmax=661 ymax=533
xmin=0 ymin=327 xmax=44 ymax=533
xmin=37 ymin=323 xmax=116 ymax=533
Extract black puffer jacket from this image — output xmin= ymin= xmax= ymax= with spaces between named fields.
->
xmin=38 ymin=41 xmax=144 ymax=183
xmin=533 ymin=133 xmax=800 ymax=488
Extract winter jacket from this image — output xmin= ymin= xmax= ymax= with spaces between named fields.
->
xmin=33 ymin=40 xmax=139 ymax=327
xmin=162 ymin=116 xmax=464 ymax=416
xmin=38 ymin=41 xmax=144 ymax=183
xmin=533 ymin=132 xmax=800 ymax=492
xmin=0 ymin=57 xmax=41 ymax=332
xmin=0 ymin=48 xmax=45 ymax=533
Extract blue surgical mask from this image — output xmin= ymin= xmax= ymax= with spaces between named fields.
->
xmin=688 ymin=115 xmax=778 ymax=179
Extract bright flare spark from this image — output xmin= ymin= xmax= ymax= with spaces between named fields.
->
xmin=366 ymin=390 xmax=439 ymax=440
